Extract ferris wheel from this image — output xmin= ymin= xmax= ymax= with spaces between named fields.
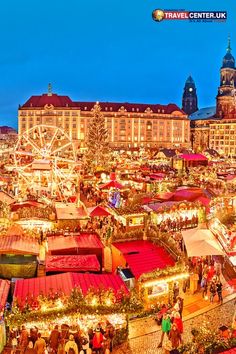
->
xmin=13 ymin=124 xmax=77 ymax=201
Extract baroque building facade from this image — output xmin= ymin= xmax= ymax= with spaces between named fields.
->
xmin=190 ymin=38 xmax=236 ymax=154
xmin=18 ymin=93 xmax=190 ymax=149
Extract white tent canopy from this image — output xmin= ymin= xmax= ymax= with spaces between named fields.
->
xmin=181 ymin=228 xmax=225 ymax=257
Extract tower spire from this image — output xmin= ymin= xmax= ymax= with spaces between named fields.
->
xmin=48 ymin=83 xmax=52 ymax=96
xmin=227 ymin=35 xmax=231 ymax=53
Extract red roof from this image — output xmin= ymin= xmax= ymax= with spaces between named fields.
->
xmin=179 ymin=153 xmax=208 ymax=161
xmin=48 ymin=233 xmax=104 ymax=253
xmin=14 ymin=272 xmax=128 ymax=307
xmin=0 ymin=279 xmax=10 ymax=310
xmin=0 ymin=235 xmax=39 ymax=255
xmin=21 ymin=94 xmax=75 ymax=108
xmin=88 ymin=205 xmax=111 ymax=217
xmin=113 ymin=241 xmax=175 ymax=279
xmin=99 ymin=180 xmax=124 ymax=190
xmin=11 ymin=200 xmax=45 ymax=212
xmin=172 ymin=189 xmax=204 ymax=202
xmin=21 ymin=94 xmax=185 ymax=115
xmin=46 ymin=255 xmax=100 ymax=272
xmin=76 ymin=233 xmax=104 ymax=248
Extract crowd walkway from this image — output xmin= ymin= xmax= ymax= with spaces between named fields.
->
xmin=128 ymin=277 xmax=236 ymax=339
xmin=114 ymin=286 xmax=236 ymax=354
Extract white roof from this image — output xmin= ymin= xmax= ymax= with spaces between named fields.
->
xmin=181 ymin=228 xmax=225 ymax=257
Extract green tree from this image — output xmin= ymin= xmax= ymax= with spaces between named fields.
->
xmin=85 ymin=102 xmax=110 ymax=172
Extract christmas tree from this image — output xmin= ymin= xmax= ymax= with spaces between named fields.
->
xmin=85 ymin=102 xmax=110 ymax=172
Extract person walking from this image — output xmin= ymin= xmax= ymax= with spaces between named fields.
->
xmin=92 ymin=327 xmax=104 ymax=354
xmin=64 ymin=335 xmax=78 ymax=354
xmin=168 ymin=323 xmax=182 ymax=349
xmin=19 ymin=325 xmax=29 ymax=354
xmin=202 ymin=277 xmax=208 ymax=299
xmin=25 ymin=341 xmax=37 ymax=354
xmin=216 ymin=280 xmax=223 ymax=304
xmin=173 ymin=312 xmax=183 ymax=339
xmin=158 ymin=313 xmax=171 ymax=348
xmin=48 ymin=325 xmax=61 ymax=353
xmin=34 ymin=333 xmax=46 ymax=354
xmin=209 ymin=280 xmax=217 ymax=303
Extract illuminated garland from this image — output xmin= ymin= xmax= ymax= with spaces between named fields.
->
xmin=6 ymin=286 xmax=143 ymax=327
xmin=139 ymin=262 xmax=186 ymax=282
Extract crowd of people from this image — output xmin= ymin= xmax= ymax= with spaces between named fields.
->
xmin=10 ymin=321 xmax=115 ymax=354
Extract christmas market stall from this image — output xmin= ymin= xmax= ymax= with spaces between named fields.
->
xmin=7 ymin=272 xmax=142 ymax=347
xmin=173 ymin=153 xmax=208 ymax=172
xmin=55 ymin=202 xmax=89 ymax=230
xmin=0 ymin=279 xmax=10 ymax=353
xmin=47 ymin=232 xmax=104 ymax=269
xmin=0 ymin=225 xmax=39 ymax=279
xmin=112 ymin=240 xmax=189 ymax=306
xmin=10 ymin=200 xmax=55 ymax=231
xmin=109 ymin=205 xmax=149 ymax=231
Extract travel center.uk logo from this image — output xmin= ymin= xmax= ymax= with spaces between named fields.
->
xmin=152 ymin=9 xmax=227 ymax=22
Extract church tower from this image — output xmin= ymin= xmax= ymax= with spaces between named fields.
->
xmin=182 ymin=76 xmax=198 ymax=115
xmin=216 ymin=36 xmax=236 ymax=118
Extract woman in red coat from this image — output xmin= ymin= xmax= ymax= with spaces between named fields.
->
xmin=92 ymin=328 xmax=104 ymax=354
xmin=173 ymin=312 xmax=183 ymax=338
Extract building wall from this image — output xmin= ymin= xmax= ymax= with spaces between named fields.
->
xmin=209 ymin=120 xmax=236 ymax=156
xmin=18 ymin=104 xmax=190 ymax=149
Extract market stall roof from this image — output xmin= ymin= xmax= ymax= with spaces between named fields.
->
xmin=11 ymin=200 xmax=45 ymax=211
xmin=172 ymin=188 xmax=204 ymax=202
xmin=178 ymin=153 xmax=208 ymax=161
xmin=144 ymin=201 xmax=180 ymax=212
xmin=0 ymin=191 xmax=15 ymax=205
xmin=99 ymin=180 xmax=124 ymax=190
xmin=75 ymin=233 xmax=104 ymax=249
xmin=14 ymin=272 xmax=128 ymax=306
xmin=181 ymin=228 xmax=225 ymax=257
xmin=0 ymin=279 xmax=10 ymax=310
xmin=48 ymin=235 xmax=78 ymax=252
xmin=113 ymin=240 xmax=175 ymax=279
xmin=55 ymin=203 xmax=88 ymax=220
xmin=46 ymin=255 xmax=100 ymax=272
xmin=88 ymin=205 xmax=111 ymax=217
xmin=48 ymin=233 xmax=104 ymax=252
xmin=155 ymin=192 xmax=175 ymax=201
xmin=0 ymin=234 xmax=39 ymax=255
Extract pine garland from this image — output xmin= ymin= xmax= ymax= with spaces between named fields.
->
xmin=6 ymin=286 xmax=143 ymax=327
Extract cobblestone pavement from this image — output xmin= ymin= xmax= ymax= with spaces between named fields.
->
xmin=113 ymin=299 xmax=235 ymax=354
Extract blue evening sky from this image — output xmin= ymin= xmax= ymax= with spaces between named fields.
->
xmin=0 ymin=0 xmax=235 ymax=129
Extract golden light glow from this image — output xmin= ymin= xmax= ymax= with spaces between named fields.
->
xmin=142 ymin=272 xmax=189 ymax=288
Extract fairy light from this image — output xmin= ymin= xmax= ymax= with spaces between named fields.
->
xmin=142 ymin=272 xmax=189 ymax=288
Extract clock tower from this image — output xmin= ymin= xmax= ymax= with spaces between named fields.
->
xmin=216 ymin=36 xmax=236 ymax=118
xmin=182 ymin=75 xmax=198 ymax=115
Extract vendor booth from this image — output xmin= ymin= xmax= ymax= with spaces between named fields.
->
xmin=112 ymin=240 xmax=188 ymax=306
xmin=8 ymin=273 xmax=136 ymax=348
xmin=48 ymin=232 xmax=104 ymax=268
xmin=0 ymin=232 xmax=39 ymax=279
